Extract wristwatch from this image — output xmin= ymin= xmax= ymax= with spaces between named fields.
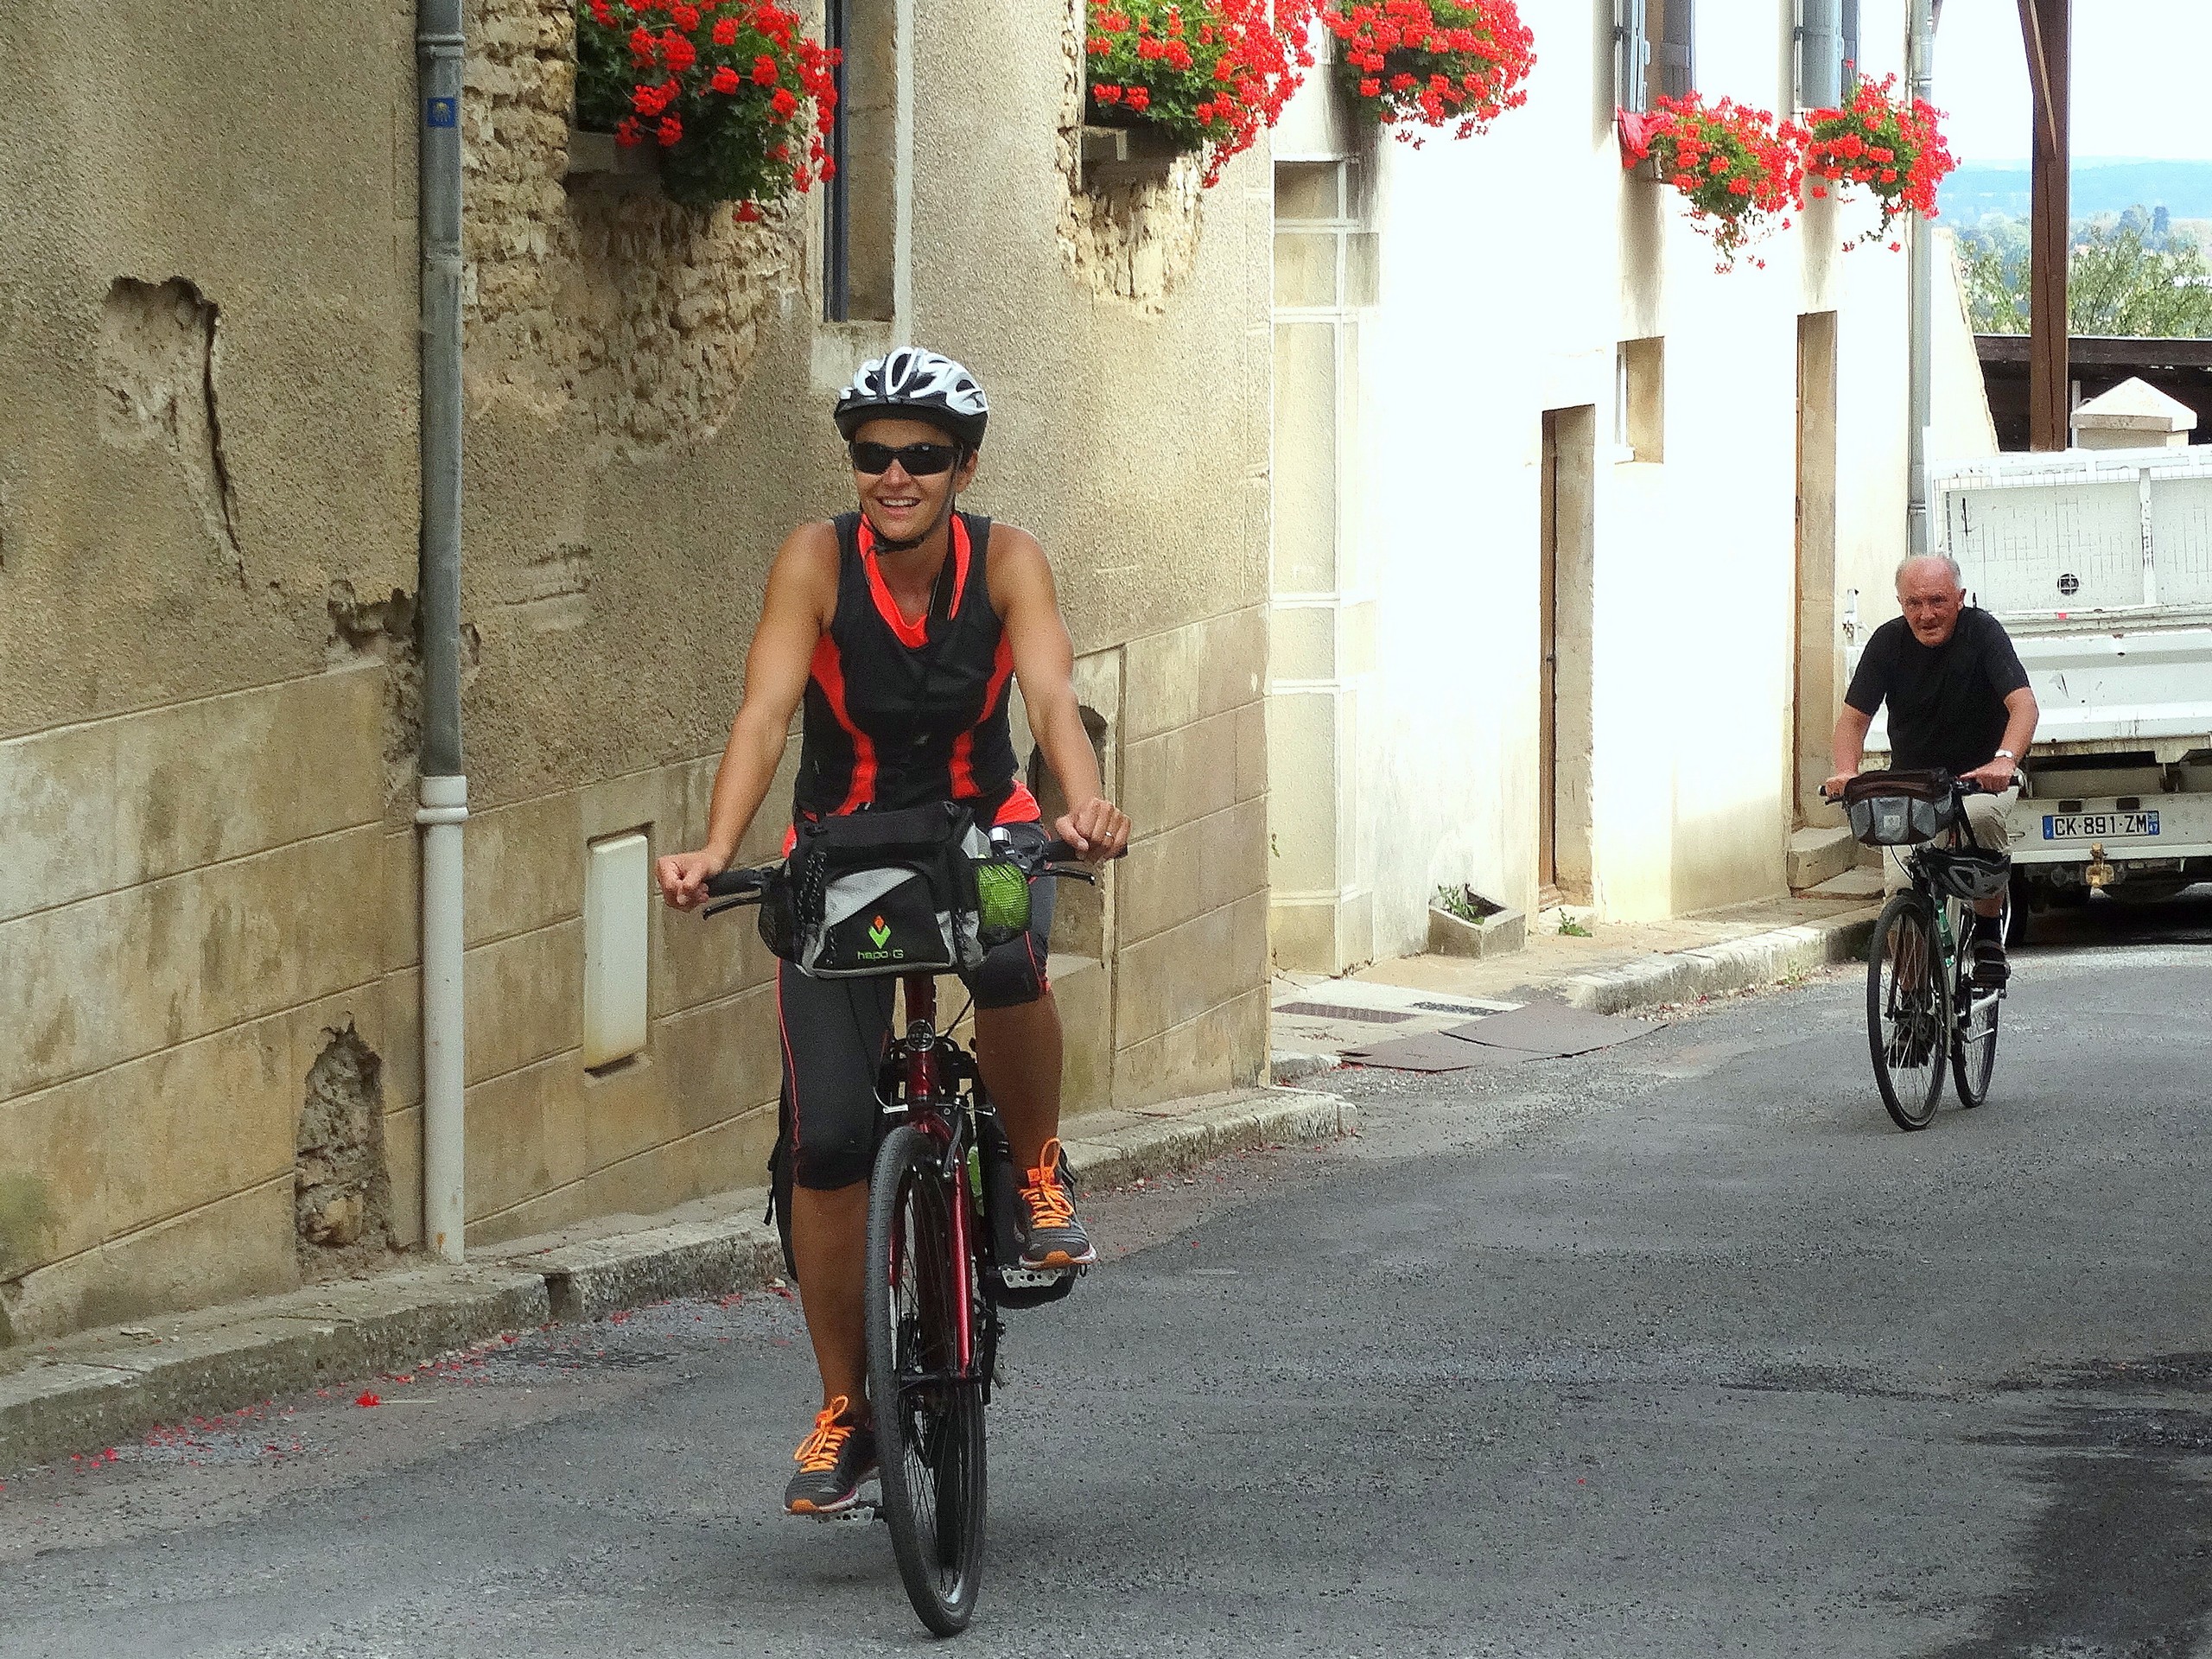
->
xmin=1995 ymin=748 xmax=2017 ymax=762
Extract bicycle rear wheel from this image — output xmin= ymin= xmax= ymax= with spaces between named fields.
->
xmin=865 ymin=1124 xmax=987 ymax=1637
xmin=1867 ymin=893 xmax=1950 ymax=1131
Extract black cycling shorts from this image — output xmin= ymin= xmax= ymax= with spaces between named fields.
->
xmin=776 ymin=825 xmax=1056 ymax=1191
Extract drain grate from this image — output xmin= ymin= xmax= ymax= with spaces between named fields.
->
xmin=1275 ymin=1001 xmax=1414 ymax=1024
xmin=1412 ymin=1001 xmax=1484 ymax=1015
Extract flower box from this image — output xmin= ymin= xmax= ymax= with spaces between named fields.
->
xmin=1077 ymin=121 xmax=1185 ymax=188
xmin=1082 ymin=0 xmax=1313 ymax=189
xmin=565 ymin=126 xmax=663 ymax=192
xmin=573 ymin=0 xmax=838 ymax=219
xmin=1427 ymin=897 xmax=1525 ymax=959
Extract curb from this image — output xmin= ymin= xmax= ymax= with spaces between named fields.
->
xmin=0 ymin=1085 xmax=1354 ymax=1473
xmin=1558 ymin=906 xmax=1881 ymax=1014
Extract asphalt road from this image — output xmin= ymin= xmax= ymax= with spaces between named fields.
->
xmin=3 ymin=893 xmax=2209 ymax=1658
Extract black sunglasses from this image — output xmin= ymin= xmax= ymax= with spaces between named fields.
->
xmin=848 ymin=440 xmax=963 ymax=476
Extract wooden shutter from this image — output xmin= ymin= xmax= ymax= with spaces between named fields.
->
xmin=1797 ymin=0 xmax=1841 ymax=110
xmin=1653 ymin=0 xmax=1694 ymax=102
xmin=1615 ymin=0 xmax=1649 ymax=112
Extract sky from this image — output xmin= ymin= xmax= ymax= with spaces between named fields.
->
xmin=1933 ymin=0 xmax=2212 ymax=166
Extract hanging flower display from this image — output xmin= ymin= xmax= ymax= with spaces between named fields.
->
xmin=1319 ymin=0 xmax=1535 ymax=142
xmin=1802 ymin=73 xmax=1957 ymax=252
xmin=1084 ymin=0 xmax=1318 ymax=188
xmin=575 ymin=0 xmax=840 ymax=219
xmin=1619 ymin=94 xmax=1806 ymax=272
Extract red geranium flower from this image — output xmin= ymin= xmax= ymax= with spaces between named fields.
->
xmin=575 ymin=0 xmax=841 ymax=211
xmin=1083 ymin=0 xmax=1318 ymax=188
xmin=1621 ymin=92 xmax=1807 ymax=271
xmin=1800 ymin=73 xmax=1956 ymax=250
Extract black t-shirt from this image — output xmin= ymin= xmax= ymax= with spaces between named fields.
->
xmin=1844 ymin=607 xmax=2031 ymax=774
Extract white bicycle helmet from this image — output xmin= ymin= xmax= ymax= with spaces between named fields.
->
xmin=833 ymin=347 xmax=989 ymax=449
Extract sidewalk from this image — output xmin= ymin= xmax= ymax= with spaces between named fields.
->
xmin=0 ymin=1084 xmax=1356 ymax=1473
xmin=1273 ymin=888 xmax=1882 ymax=1078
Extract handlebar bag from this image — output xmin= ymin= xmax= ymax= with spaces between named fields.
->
xmin=782 ymin=802 xmax=991 ymax=978
xmin=1841 ymin=769 xmax=1961 ymax=848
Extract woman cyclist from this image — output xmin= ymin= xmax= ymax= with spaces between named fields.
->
xmin=654 ymin=348 xmax=1129 ymax=1515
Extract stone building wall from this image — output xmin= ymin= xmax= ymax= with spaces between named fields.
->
xmin=0 ymin=0 xmax=1273 ymax=1340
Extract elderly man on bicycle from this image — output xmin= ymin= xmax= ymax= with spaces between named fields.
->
xmin=653 ymin=349 xmax=1129 ymax=1516
xmin=1826 ymin=552 xmax=2039 ymax=988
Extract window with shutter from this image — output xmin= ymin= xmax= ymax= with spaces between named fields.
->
xmin=1651 ymin=0 xmax=1694 ymax=102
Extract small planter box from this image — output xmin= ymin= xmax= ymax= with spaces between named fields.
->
xmin=1427 ymin=899 xmax=1526 ymax=960
xmin=566 ymin=127 xmax=661 ymax=193
xmin=1078 ymin=122 xmax=1185 ymax=190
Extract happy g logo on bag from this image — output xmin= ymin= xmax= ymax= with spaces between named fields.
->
xmin=868 ymin=916 xmax=892 ymax=949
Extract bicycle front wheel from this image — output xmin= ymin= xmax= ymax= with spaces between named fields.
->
xmin=1952 ymin=906 xmax=2003 ymax=1109
xmin=1867 ymin=893 xmax=1950 ymax=1131
xmin=865 ymin=1124 xmax=987 ymax=1637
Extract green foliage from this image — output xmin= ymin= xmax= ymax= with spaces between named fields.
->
xmin=1955 ymin=209 xmax=2212 ymax=338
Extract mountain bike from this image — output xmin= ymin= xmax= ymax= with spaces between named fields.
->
xmin=702 ymin=836 xmax=1103 ymax=1636
xmin=1836 ymin=773 xmax=2012 ymax=1132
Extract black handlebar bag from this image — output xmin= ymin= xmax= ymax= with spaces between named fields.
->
xmin=773 ymin=802 xmax=998 ymax=978
xmin=1842 ymin=769 xmax=1961 ymax=848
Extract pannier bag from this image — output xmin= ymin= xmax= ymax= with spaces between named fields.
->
xmin=1841 ymin=769 xmax=1961 ymax=848
xmin=762 ymin=802 xmax=1032 ymax=979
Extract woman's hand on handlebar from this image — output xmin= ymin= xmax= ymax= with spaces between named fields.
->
xmin=1052 ymin=797 xmax=1131 ymax=863
xmin=654 ymin=847 xmax=730 ymax=912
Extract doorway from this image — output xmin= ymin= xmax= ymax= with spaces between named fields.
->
xmin=1540 ymin=406 xmax=1597 ymax=904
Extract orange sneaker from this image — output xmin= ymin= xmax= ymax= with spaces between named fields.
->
xmin=1019 ymin=1138 xmax=1096 ymax=1270
xmin=784 ymin=1395 xmax=876 ymax=1515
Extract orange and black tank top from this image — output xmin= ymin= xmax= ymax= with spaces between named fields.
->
xmin=793 ymin=510 xmax=1041 ymax=828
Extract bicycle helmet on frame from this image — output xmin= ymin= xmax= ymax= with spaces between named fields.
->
xmin=833 ymin=347 xmax=989 ymax=451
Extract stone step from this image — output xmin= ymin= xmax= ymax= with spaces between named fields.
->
xmin=1788 ymin=823 xmax=1859 ymax=892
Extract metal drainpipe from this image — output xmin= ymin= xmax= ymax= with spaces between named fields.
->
xmin=1905 ymin=0 xmax=1938 ymax=557
xmin=416 ymin=0 xmax=468 ymax=1264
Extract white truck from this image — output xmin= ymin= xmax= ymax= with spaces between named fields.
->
xmin=1860 ymin=444 xmax=2212 ymax=920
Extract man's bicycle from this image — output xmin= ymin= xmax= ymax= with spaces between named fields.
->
xmin=702 ymin=837 xmax=1103 ymax=1636
xmin=1835 ymin=772 xmax=2012 ymax=1132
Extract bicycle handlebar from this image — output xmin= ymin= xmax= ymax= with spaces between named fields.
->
xmin=696 ymin=837 xmax=1125 ymax=912
xmin=1819 ymin=773 xmax=1989 ymax=806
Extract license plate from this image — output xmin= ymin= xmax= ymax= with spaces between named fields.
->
xmin=2043 ymin=810 xmax=2160 ymax=839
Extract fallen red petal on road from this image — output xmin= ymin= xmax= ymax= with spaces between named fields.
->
xmin=355 ymin=1392 xmax=381 ymax=1408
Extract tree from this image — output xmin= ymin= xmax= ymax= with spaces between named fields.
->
xmin=1954 ymin=209 xmax=2212 ymax=337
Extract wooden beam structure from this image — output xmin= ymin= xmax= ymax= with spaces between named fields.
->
xmin=2019 ymin=0 xmax=2072 ymax=450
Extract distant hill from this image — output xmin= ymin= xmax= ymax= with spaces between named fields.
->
xmin=1942 ymin=160 xmax=2212 ymax=223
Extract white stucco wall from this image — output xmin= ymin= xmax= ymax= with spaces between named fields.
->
xmin=1271 ymin=0 xmax=1954 ymax=960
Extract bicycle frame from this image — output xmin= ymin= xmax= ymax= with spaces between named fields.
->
xmin=886 ymin=973 xmax=983 ymax=1382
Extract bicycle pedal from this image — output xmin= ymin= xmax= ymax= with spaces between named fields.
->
xmin=997 ymin=1264 xmax=1072 ymax=1290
